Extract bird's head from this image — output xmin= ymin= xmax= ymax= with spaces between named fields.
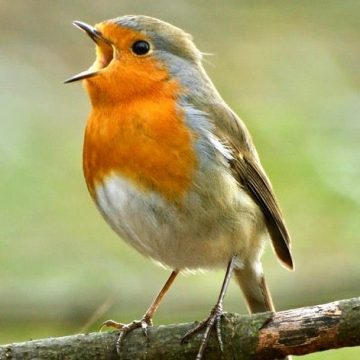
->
xmin=65 ymin=15 xmax=204 ymax=106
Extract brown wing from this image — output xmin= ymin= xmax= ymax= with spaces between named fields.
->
xmin=230 ymin=151 xmax=294 ymax=270
xmin=193 ymin=93 xmax=293 ymax=268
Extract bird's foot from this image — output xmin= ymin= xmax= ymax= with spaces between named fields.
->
xmin=181 ymin=303 xmax=224 ymax=360
xmin=100 ymin=316 xmax=153 ymax=355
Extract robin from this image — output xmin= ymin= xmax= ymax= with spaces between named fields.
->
xmin=65 ymin=15 xmax=293 ymax=360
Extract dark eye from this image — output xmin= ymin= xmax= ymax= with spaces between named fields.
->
xmin=131 ymin=40 xmax=151 ymax=55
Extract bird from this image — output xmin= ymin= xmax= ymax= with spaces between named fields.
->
xmin=65 ymin=15 xmax=294 ymax=360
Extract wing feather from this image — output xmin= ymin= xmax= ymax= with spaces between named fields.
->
xmin=230 ymin=151 xmax=293 ymax=270
xmin=192 ymin=91 xmax=293 ymax=269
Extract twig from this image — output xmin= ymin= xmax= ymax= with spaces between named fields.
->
xmin=1 ymin=297 xmax=359 ymax=359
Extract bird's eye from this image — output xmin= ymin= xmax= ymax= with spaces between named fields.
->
xmin=131 ymin=40 xmax=151 ymax=56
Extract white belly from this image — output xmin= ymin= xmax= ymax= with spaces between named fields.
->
xmin=95 ymin=171 xmax=266 ymax=271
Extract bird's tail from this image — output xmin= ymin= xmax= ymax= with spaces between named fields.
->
xmin=234 ymin=263 xmax=291 ymax=360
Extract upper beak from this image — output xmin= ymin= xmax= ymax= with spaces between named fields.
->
xmin=64 ymin=21 xmax=111 ymax=84
xmin=72 ymin=21 xmax=111 ymax=46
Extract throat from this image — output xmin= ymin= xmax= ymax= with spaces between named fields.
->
xmin=83 ymin=94 xmax=197 ymax=201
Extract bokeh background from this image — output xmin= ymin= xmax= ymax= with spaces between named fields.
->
xmin=1 ymin=1 xmax=359 ymax=359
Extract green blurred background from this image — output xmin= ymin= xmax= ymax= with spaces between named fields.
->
xmin=1 ymin=1 xmax=359 ymax=358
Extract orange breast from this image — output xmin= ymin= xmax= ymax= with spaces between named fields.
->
xmin=83 ymin=80 xmax=197 ymax=202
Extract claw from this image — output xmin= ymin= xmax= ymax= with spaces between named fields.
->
xmin=101 ymin=318 xmax=152 ymax=356
xmin=99 ymin=319 xmax=125 ymax=331
xmin=141 ymin=319 xmax=152 ymax=338
xmin=215 ymin=314 xmax=224 ymax=352
xmin=181 ymin=322 xmax=205 ymax=344
xmin=181 ymin=304 xmax=224 ymax=360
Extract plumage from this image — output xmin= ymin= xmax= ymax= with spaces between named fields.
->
xmin=230 ymin=151 xmax=293 ymax=269
xmin=67 ymin=15 xmax=293 ymax=360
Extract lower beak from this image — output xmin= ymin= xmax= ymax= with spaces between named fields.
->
xmin=64 ymin=21 xmax=110 ymax=84
xmin=64 ymin=69 xmax=98 ymax=84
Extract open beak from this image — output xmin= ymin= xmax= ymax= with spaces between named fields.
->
xmin=64 ymin=21 xmax=112 ymax=84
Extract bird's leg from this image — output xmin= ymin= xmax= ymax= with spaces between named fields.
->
xmin=100 ymin=270 xmax=178 ymax=355
xmin=181 ymin=256 xmax=237 ymax=360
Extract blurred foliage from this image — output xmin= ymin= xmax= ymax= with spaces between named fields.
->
xmin=0 ymin=1 xmax=359 ymax=358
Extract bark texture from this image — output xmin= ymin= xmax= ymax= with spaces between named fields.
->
xmin=1 ymin=297 xmax=359 ymax=360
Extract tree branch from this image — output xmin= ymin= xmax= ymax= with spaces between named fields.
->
xmin=1 ymin=297 xmax=359 ymax=359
